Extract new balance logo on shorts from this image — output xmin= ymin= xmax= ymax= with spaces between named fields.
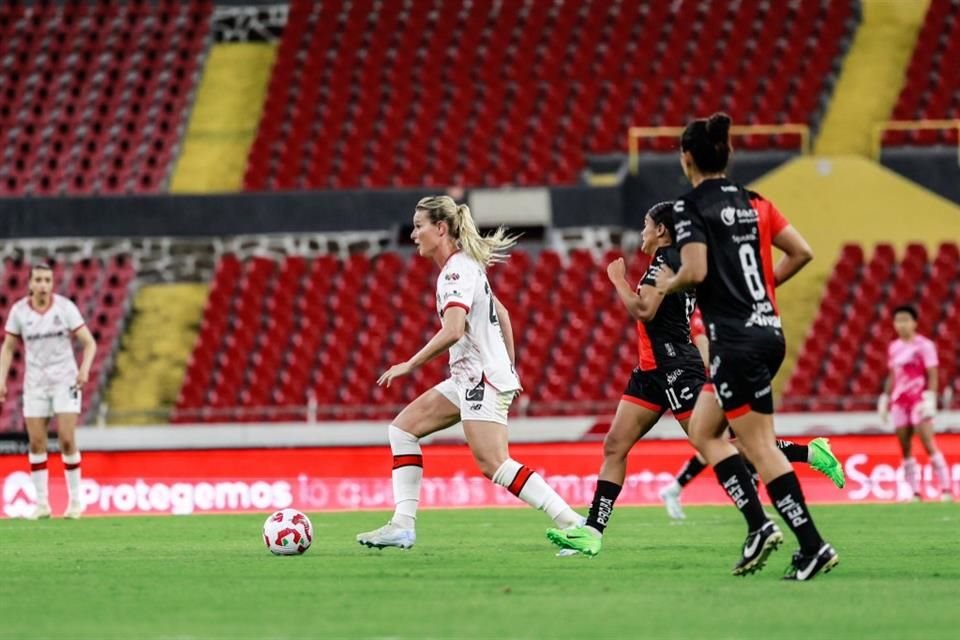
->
xmin=470 ymin=404 xmax=482 ymax=411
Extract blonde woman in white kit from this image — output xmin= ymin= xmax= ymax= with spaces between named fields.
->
xmin=356 ymin=196 xmax=581 ymax=549
xmin=0 ymin=263 xmax=97 ymax=519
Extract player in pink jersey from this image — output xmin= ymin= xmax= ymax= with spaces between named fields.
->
xmin=877 ymin=304 xmax=952 ymax=501
xmin=0 ymin=263 xmax=98 ymax=519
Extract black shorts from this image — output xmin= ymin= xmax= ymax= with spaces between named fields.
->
xmin=622 ymin=362 xmax=706 ymax=421
xmin=707 ymin=337 xmax=785 ymax=418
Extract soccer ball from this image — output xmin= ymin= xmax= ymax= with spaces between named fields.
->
xmin=262 ymin=508 xmax=313 ymax=556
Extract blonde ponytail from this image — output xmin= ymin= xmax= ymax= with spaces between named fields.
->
xmin=416 ymin=196 xmax=519 ymax=268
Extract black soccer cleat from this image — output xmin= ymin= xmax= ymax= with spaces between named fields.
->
xmin=732 ymin=520 xmax=784 ymax=576
xmin=782 ymin=543 xmax=839 ymax=581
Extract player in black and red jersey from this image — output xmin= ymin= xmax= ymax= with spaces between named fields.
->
xmin=656 ymin=113 xmax=838 ymax=580
xmin=546 ymin=201 xmax=706 ymax=556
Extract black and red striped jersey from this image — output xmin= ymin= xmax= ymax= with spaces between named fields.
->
xmin=635 ymin=246 xmax=701 ymax=371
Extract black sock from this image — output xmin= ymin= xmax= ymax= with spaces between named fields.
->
xmin=766 ymin=471 xmax=824 ymax=554
xmin=676 ymin=456 xmax=707 ymax=487
xmin=585 ymin=480 xmax=622 ymax=534
xmin=778 ymin=440 xmax=809 ymax=464
xmin=741 ymin=457 xmax=760 ymax=491
xmin=713 ymin=454 xmax=768 ymax=532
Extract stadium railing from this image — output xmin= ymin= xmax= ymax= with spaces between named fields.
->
xmin=627 ymin=124 xmax=812 ymax=174
xmin=872 ymin=119 xmax=960 ymax=164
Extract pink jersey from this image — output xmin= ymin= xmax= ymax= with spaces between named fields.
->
xmin=887 ymin=335 xmax=938 ymax=403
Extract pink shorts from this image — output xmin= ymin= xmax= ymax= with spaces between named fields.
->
xmin=891 ymin=397 xmax=927 ymax=429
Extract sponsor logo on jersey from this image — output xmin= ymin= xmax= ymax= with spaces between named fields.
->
xmin=720 ymin=207 xmax=759 ymax=226
xmin=444 ymin=272 xmax=460 ymax=281
xmin=24 ymin=330 xmax=68 ymax=342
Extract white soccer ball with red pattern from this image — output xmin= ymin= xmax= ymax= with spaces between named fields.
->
xmin=263 ymin=508 xmax=313 ymax=556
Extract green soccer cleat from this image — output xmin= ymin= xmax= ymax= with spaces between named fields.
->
xmin=546 ymin=526 xmax=602 ymax=557
xmin=808 ymin=437 xmax=845 ymax=489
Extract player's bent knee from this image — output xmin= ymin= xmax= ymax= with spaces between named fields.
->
xmin=475 ymin=456 xmax=505 ymax=480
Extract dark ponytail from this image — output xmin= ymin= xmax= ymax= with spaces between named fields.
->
xmin=681 ymin=112 xmax=732 ymax=173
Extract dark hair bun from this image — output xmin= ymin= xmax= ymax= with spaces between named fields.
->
xmin=706 ymin=112 xmax=731 ymax=143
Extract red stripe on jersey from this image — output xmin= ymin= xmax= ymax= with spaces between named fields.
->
xmin=635 ymin=320 xmax=658 ymax=371
xmin=392 ymin=455 xmax=423 ymax=470
xmin=30 ymin=461 xmax=47 ymax=471
xmin=724 ymin=404 xmax=752 ymax=421
xmin=689 ymin=308 xmax=706 ymax=341
xmin=441 ymin=250 xmax=462 ymax=269
xmin=752 ymin=197 xmax=780 ymax=314
xmin=507 ymin=465 xmax=534 ymax=496
xmin=442 ymin=301 xmax=470 ymax=315
xmin=621 ymin=394 xmax=663 ymax=413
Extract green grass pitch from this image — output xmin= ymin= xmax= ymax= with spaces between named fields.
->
xmin=1 ymin=504 xmax=957 ymax=639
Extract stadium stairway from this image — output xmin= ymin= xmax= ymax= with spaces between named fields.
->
xmin=815 ymin=0 xmax=929 ymax=155
xmin=751 ymin=155 xmax=960 ymax=398
xmin=104 ymin=284 xmax=208 ymax=425
xmin=169 ymin=43 xmax=277 ymax=192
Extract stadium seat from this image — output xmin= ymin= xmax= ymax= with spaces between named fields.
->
xmin=244 ymin=0 xmax=858 ymax=190
xmin=783 ymin=242 xmax=960 ymax=412
xmin=0 ymin=1 xmax=212 ymax=195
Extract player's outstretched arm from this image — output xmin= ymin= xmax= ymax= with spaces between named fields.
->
xmin=74 ymin=325 xmax=97 ymax=386
xmin=0 ymin=333 xmax=16 ymax=401
xmin=771 ymin=226 xmax=814 ymax=286
xmin=377 ymin=307 xmax=467 ymax=387
xmin=606 ymin=258 xmax=665 ymax=322
xmin=493 ymin=297 xmax=515 ymax=364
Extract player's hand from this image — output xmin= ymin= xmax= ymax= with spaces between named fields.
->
xmin=921 ymin=391 xmax=937 ymax=419
xmin=877 ymin=394 xmax=889 ymax=422
xmin=654 ymin=264 xmax=676 ymax=294
xmin=606 ymin=257 xmax=627 ymax=282
xmin=76 ymin=370 xmax=89 ymax=387
xmin=377 ymin=361 xmax=413 ymax=387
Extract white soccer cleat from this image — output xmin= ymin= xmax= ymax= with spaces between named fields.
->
xmin=659 ymin=483 xmax=686 ymax=520
xmin=64 ymin=500 xmax=85 ymax=519
xmin=24 ymin=503 xmax=52 ymax=520
xmin=356 ymin=521 xmax=416 ymax=550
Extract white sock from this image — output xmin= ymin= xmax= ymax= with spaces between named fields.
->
xmin=492 ymin=459 xmax=580 ymax=528
xmin=389 ymin=425 xmax=421 ymax=529
xmin=931 ymin=451 xmax=950 ymax=494
xmin=28 ymin=452 xmax=49 ymax=506
xmin=903 ymin=457 xmax=921 ymax=495
xmin=62 ymin=451 xmax=82 ymax=503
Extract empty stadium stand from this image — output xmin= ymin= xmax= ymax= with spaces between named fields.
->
xmin=174 ymin=249 xmax=655 ymax=423
xmin=783 ymin=242 xmax=960 ymax=412
xmin=0 ymin=0 xmax=212 ymax=196
xmin=0 ymin=255 xmax=136 ymax=431
xmin=245 ymin=0 xmax=858 ymax=190
xmin=883 ymin=0 xmax=960 ymax=146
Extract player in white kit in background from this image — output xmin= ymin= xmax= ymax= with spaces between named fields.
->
xmin=357 ymin=196 xmax=582 ymax=550
xmin=0 ymin=263 xmax=98 ymax=519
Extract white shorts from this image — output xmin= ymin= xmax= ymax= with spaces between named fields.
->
xmin=23 ymin=384 xmax=82 ymax=419
xmin=433 ymin=378 xmax=517 ymax=425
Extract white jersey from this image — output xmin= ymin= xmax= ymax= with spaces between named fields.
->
xmin=4 ymin=294 xmax=85 ymax=389
xmin=435 ymin=252 xmax=520 ymax=392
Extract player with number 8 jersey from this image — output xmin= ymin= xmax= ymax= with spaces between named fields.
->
xmin=658 ymin=112 xmax=837 ymax=581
